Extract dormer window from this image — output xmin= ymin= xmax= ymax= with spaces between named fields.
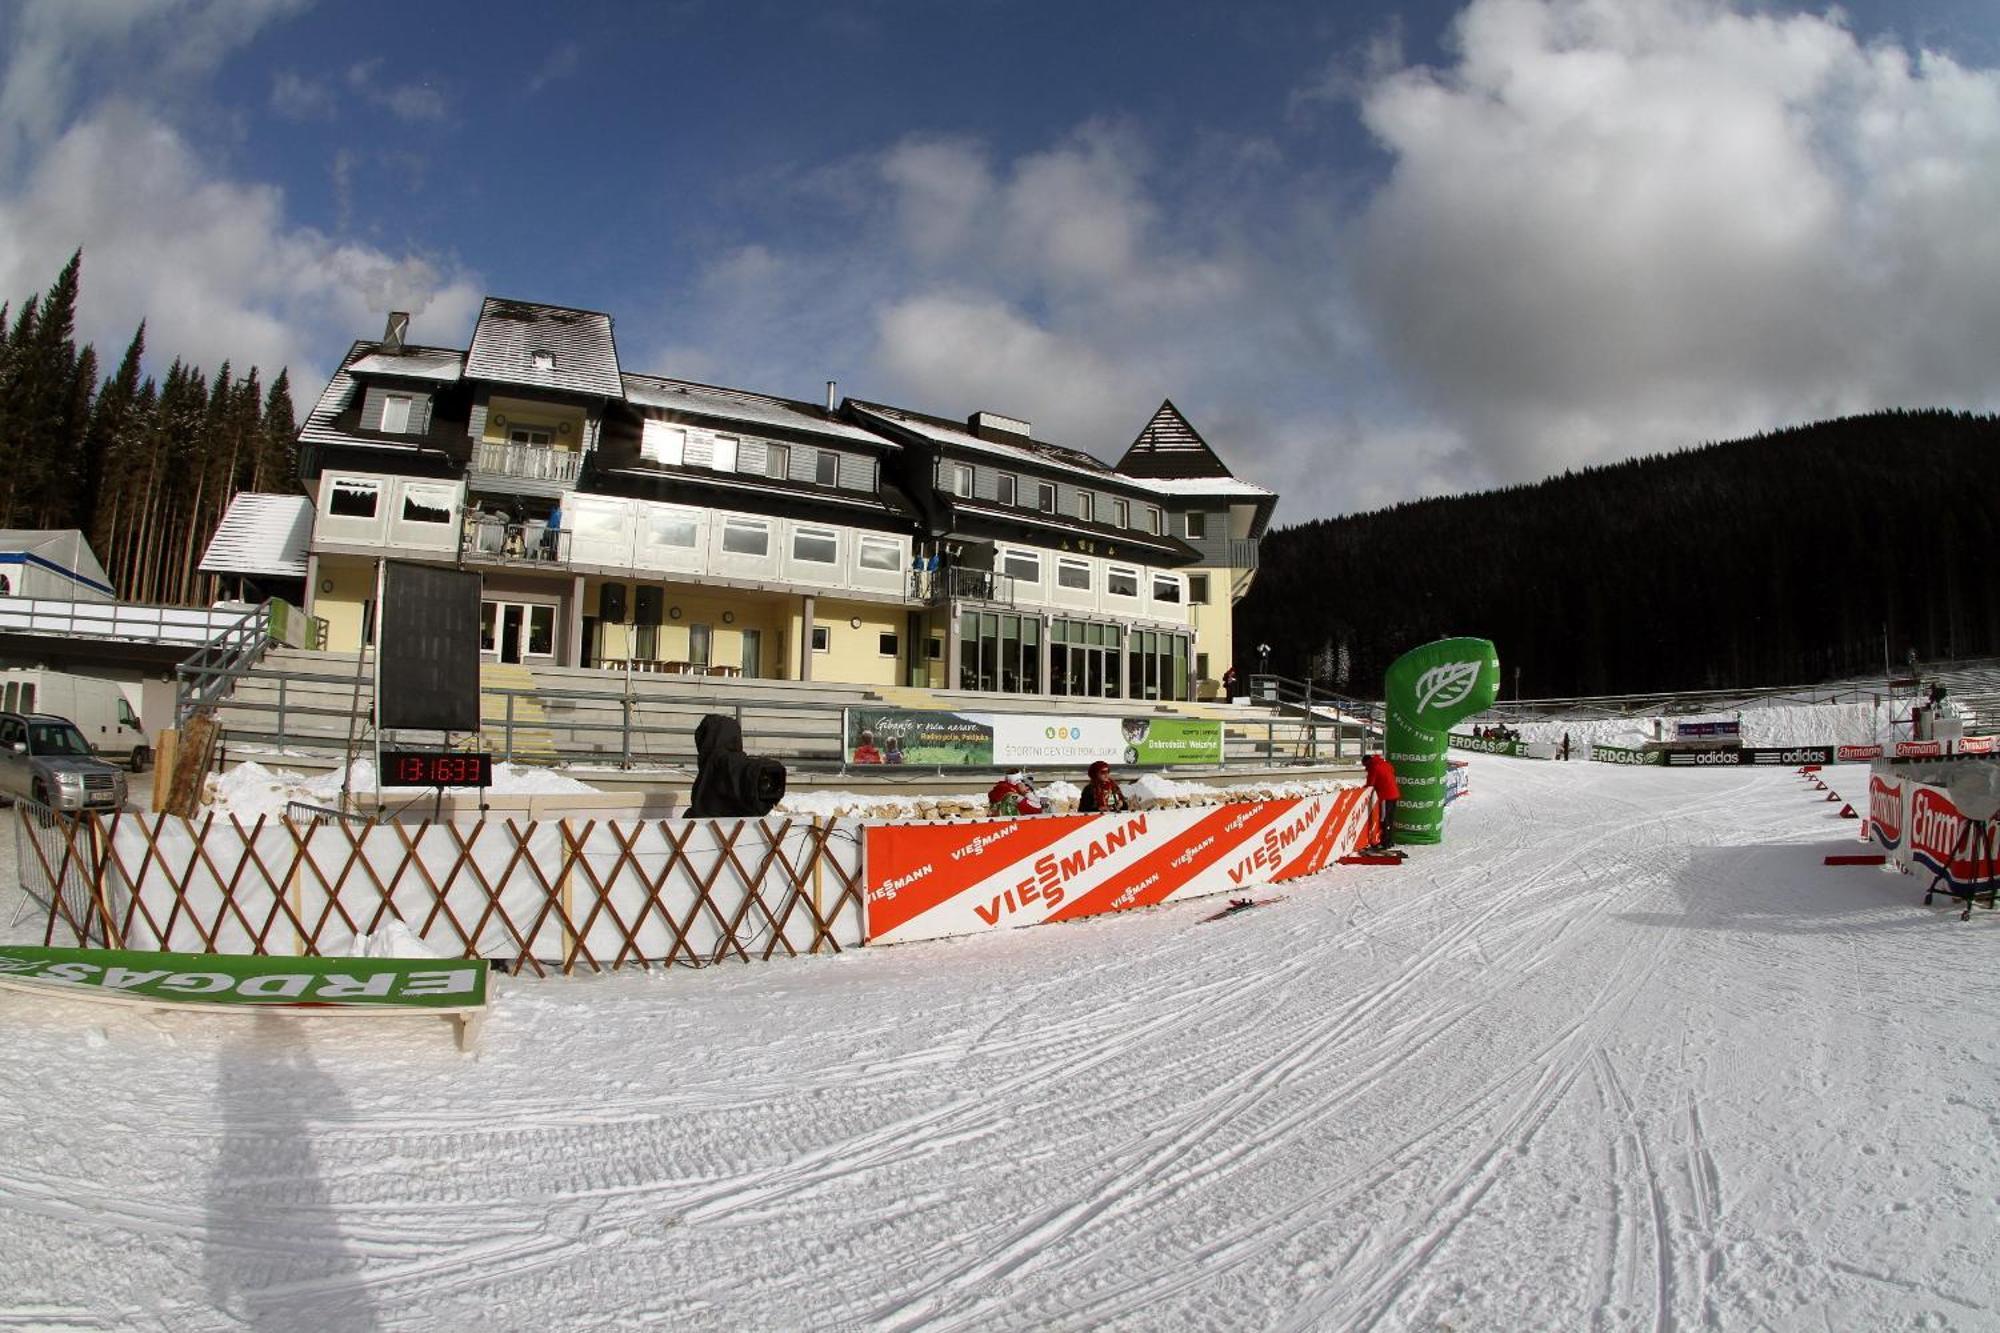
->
xmin=531 ymin=350 xmax=555 ymax=371
xmin=380 ymin=393 xmax=412 ymax=434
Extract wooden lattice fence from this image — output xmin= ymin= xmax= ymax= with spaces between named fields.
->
xmin=19 ymin=806 xmax=864 ymax=974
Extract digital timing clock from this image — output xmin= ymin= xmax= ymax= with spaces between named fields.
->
xmin=382 ymin=751 xmax=493 ymax=788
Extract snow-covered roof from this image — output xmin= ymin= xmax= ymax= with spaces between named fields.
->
xmin=467 ymin=298 xmax=623 ymax=399
xmin=348 ymin=348 xmax=465 ymax=383
xmin=199 ymin=494 xmax=314 ymax=578
xmin=1138 ymin=475 xmax=1275 ymax=499
xmin=623 ymin=375 xmax=892 ymax=447
xmin=0 ymin=529 xmax=116 ymax=596
xmin=848 ymin=401 xmax=1146 ymax=487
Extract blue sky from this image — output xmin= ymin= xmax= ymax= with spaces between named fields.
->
xmin=2 ymin=0 xmax=1996 ymax=521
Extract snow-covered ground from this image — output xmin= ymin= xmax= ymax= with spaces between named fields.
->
xmin=1503 ymin=700 xmax=1906 ymax=751
xmin=2 ymin=752 xmax=1994 ymax=1329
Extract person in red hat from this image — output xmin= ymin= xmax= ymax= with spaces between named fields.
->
xmin=1361 ymin=752 xmax=1401 ymax=852
xmin=1078 ymin=760 xmax=1129 ymax=813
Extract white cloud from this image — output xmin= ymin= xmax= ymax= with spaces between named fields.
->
xmin=346 ymin=57 xmax=449 ymax=123
xmin=1351 ymin=0 xmax=2000 ymax=485
xmin=529 ymin=41 xmax=583 ymax=95
xmin=0 ymin=103 xmax=481 ymax=404
xmin=270 ymin=70 xmax=336 ymax=120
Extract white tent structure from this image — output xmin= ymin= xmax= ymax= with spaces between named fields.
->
xmin=0 ymin=530 xmax=116 ymax=602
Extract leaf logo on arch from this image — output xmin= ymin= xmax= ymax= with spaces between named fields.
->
xmin=1414 ymin=660 xmax=1483 ymax=715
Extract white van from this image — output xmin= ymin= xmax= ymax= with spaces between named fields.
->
xmin=0 ymin=669 xmax=151 ymax=771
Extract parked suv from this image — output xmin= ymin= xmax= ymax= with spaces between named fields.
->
xmin=0 ymin=712 xmax=130 ymax=813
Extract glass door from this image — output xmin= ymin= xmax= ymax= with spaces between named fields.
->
xmin=499 ymin=604 xmax=525 ymax=664
xmin=740 ymin=628 xmax=762 ymax=677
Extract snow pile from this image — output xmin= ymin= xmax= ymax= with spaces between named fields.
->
xmin=204 ymin=758 xmax=599 ymax=818
xmin=342 ymin=919 xmax=446 ymax=960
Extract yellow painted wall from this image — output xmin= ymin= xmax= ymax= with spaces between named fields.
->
xmin=809 ymin=598 xmax=903 ymax=688
xmin=1187 ymin=566 xmax=1235 ymax=696
xmin=309 ymin=555 xmax=377 ymax=652
xmin=583 ymin=578 xmax=791 ymax=677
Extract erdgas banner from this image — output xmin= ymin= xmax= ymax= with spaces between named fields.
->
xmin=0 ymin=945 xmax=488 ymax=1008
xmin=1382 ymin=638 xmax=1502 ymax=845
xmin=845 ymin=708 xmax=1222 ymax=767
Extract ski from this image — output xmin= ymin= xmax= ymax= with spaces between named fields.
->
xmin=1201 ymin=896 xmax=1282 ymax=921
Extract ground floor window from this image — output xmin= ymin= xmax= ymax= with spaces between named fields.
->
xmin=1126 ymin=628 xmax=1190 ymax=701
xmin=959 ymin=610 xmax=1041 ymax=693
xmin=1050 ymin=619 xmax=1121 ymax=699
xmin=481 ymin=600 xmax=556 ymax=664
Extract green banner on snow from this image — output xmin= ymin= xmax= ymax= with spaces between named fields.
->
xmin=0 ymin=945 xmax=487 ymax=1009
xmin=1382 ymin=638 xmax=1502 ymax=845
xmin=1588 ymin=744 xmax=1664 ymax=767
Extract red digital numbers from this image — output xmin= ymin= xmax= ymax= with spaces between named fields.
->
xmin=383 ymin=751 xmax=492 ymax=788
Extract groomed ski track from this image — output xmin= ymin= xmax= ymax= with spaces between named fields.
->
xmin=1 ymin=760 xmax=1994 ymax=1330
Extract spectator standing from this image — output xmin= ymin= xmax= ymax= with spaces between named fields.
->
xmin=1362 ymin=752 xmax=1401 ymax=852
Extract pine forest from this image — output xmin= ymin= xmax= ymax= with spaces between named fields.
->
xmin=1239 ymin=411 xmax=2000 ymax=699
xmin=0 ymin=253 xmax=298 ymax=606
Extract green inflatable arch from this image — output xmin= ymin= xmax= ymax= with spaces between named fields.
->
xmin=1381 ymin=637 xmax=1502 ymax=845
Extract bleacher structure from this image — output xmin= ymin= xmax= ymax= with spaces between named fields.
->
xmin=204 ymin=647 xmax=1360 ymax=778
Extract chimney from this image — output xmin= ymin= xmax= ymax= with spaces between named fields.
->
xmin=968 ymin=410 xmax=1031 ymax=441
xmin=826 ymin=380 xmax=837 ymax=414
xmin=382 ymin=311 xmax=409 ymax=352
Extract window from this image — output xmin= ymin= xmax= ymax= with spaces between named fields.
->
xmin=328 ymin=478 xmax=380 ymax=518
xmin=1153 ymin=574 xmax=1183 ymax=603
xmin=858 ymin=536 xmax=902 ymax=571
xmin=1113 ymin=498 xmax=1129 ymax=528
xmin=721 ymin=519 xmax=769 ymax=557
xmin=527 ymin=605 xmax=555 ymax=656
xmin=816 ymin=451 xmax=840 ymax=486
xmin=812 ymin=625 xmax=830 ymax=652
xmin=1107 ymin=567 xmax=1138 ymax=597
xmin=688 ymin=624 xmax=712 ymax=667
xmin=999 ymin=550 xmax=1041 ymax=582
xmin=509 ymin=426 xmax=553 ymax=447
xmin=641 ymin=420 xmax=685 ymax=465
xmin=400 ymin=486 xmax=454 ymax=525
xmin=951 ymin=463 xmax=974 ymax=497
xmin=710 ymin=434 xmax=739 ymax=472
xmin=1057 ymin=558 xmax=1090 ymax=591
xmin=1186 ymin=511 xmax=1208 ymax=539
xmin=1077 ymin=492 xmax=1095 ymax=522
xmin=878 ymin=632 xmax=898 ymax=657
xmin=768 ymin=443 xmax=790 ymax=479
xmin=792 ymin=527 xmax=839 ymax=564
xmin=380 ymin=392 xmax=412 ymax=433
xmin=647 ymin=511 xmax=698 ymax=548
xmin=997 ymin=474 xmax=1017 ymax=506
xmin=1188 ymin=574 xmax=1210 ymax=604
xmin=1036 ymin=482 xmax=1057 ymax=512
xmin=1146 ymin=506 xmax=1163 ymax=535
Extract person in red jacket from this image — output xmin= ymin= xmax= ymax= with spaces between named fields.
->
xmin=1362 ymin=752 xmax=1401 ymax=851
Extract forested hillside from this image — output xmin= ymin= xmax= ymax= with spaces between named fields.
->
xmin=1240 ymin=411 xmax=2000 ymax=697
xmin=0 ymin=253 xmax=297 ymax=604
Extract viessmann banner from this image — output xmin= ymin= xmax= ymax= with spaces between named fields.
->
xmin=863 ymin=789 xmax=1371 ymax=946
xmin=845 ymin=708 xmax=1223 ymax=767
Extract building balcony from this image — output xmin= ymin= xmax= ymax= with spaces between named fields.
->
xmin=913 ymin=565 xmax=1016 ymax=606
xmin=1226 ymin=538 xmax=1260 ymax=570
xmin=469 ymin=441 xmax=584 ymax=493
xmin=460 ymin=515 xmax=572 ymax=567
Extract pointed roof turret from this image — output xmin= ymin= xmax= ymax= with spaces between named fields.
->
xmin=1115 ymin=399 xmax=1233 ymax=480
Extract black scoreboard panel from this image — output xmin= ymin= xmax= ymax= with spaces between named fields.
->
xmin=382 ymin=751 xmax=493 ymax=788
xmin=377 ymin=561 xmax=483 ymax=732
